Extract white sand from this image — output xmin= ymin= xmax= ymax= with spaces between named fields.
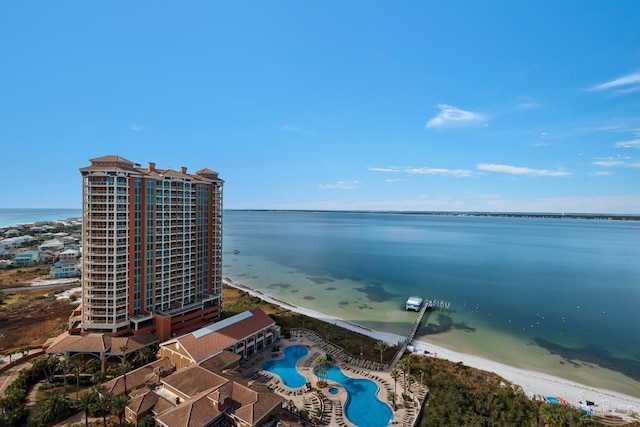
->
xmin=225 ymin=278 xmax=640 ymax=421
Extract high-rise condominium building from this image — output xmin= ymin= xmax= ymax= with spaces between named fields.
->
xmin=77 ymin=155 xmax=223 ymax=340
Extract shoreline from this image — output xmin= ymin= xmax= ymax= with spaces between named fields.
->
xmin=223 ymin=277 xmax=640 ymax=421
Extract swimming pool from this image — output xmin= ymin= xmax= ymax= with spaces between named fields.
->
xmin=262 ymin=345 xmax=309 ymax=388
xmin=326 ymin=365 xmax=393 ymax=427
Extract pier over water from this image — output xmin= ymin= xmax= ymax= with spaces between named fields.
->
xmin=391 ymin=297 xmax=451 ymax=368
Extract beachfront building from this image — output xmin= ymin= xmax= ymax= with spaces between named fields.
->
xmin=159 ymin=308 xmax=279 ymax=369
xmin=77 ymin=155 xmax=224 ymax=341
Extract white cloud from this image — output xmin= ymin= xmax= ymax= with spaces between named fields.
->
xmin=477 ymin=163 xmax=570 ymax=177
xmin=425 ymin=104 xmax=487 ymax=129
xmin=318 ymin=180 xmax=360 ymax=190
xmin=370 ymin=166 xmax=473 ymax=177
xmin=614 ymin=139 xmax=640 ymax=148
xmin=404 ymin=167 xmax=474 ymax=177
xmin=592 ymin=171 xmax=612 ymax=176
xmin=592 ymin=160 xmax=623 ymax=167
xmin=592 ymin=155 xmax=639 ymax=167
xmin=368 ymin=167 xmax=401 ymax=173
xmin=589 ymin=72 xmax=640 ymax=92
xmin=131 ymin=124 xmax=143 ymax=131
xmin=386 ymin=178 xmax=403 ymax=182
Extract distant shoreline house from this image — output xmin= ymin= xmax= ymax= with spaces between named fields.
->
xmin=50 ymin=259 xmax=80 ymax=278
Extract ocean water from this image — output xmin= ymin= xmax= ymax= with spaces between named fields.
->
xmin=222 ymin=210 xmax=640 ymax=396
xmin=0 ymin=208 xmax=82 ymax=228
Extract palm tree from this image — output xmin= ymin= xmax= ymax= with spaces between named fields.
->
xmin=120 ymin=362 xmax=133 ymax=396
xmin=120 ymin=344 xmax=129 ymax=363
xmin=313 ymin=355 xmax=333 ymax=387
xmin=86 ymin=357 xmax=101 ymax=375
xmin=93 ymin=392 xmax=113 ymax=427
xmin=19 ymin=346 xmax=30 ymax=358
xmin=133 ymin=346 xmax=156 ymax=367
xmin=32 ymin=354 xmax=60 ymax=383
xmin=38 ymin=390 xmax=73 ymax=424
xmin=76 ymin=390 xmax=97 ymax=427
xmin=374 ymin=340 xmax=388 ymax=363
xmin=390 ymin=368 xmax=400 ymax=409
xmin=71 ymin=361 xmax=84 ymax=399
xmin=110 ymin=394 xmax=130 ymax=424
xmin=397 ymin=358 xmax=411 ymax=394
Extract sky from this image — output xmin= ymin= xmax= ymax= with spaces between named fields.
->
xmin=1 ymin=2 xmax=640 ymax=214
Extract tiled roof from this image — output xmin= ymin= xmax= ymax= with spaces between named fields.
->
xmin=45 ymin=332 xmax=159 ymax=356
xmin=103 ymin=358 xmax=174 ymax=396
xmin=89 ymin=155 xmax=136 ymax=164
xmin=155 ymin=367 xmax=282 ymax=427
xmin=161 ymin=365 xmax=228 ymax=398
xmin=168 ymin=308 xmax=275 ymax=363
xmin=156 ymin=389 xmax=225 ymax=427
xmin=198 ymin=351 xmax=240 ymax=372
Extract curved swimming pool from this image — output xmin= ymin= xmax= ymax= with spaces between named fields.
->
xmin=262 ymin=345 xmax=309 ymax=388
xmin=326 ymin=365 xmax=393 ymax=427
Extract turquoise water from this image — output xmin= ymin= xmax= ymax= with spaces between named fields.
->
xmin=263 ymin=345 xmax=393 ymax=427
xmin=0 ymin=208 xmax=81 ymax=228
xmin=223 ymin=210 xmax=640 ymax=390
xmin=262 ymin=345 xmax=309 ymax=388
xmin=326 ymin=365 xmax=393 ymax=427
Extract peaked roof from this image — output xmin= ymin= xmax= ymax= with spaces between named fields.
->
xmin=102 ymin=358 xmax=174 ymax=396
xmin=163 ymin=308 xmax=275 ymax=363
xmin=45 ymin=332 xmax=159 ymax=355
xmin=154 ymin=364 xmax=283 ymax=427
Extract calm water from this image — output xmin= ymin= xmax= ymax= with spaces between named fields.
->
xmin=0 ymin=208 xmax=81 ymax=228
xmin=223 ymin=210 xmax=640 ymax=388
xmin=262 ymin=345 xmax=309 ymax=388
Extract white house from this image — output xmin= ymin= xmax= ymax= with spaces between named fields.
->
xmin=39 ymin=239 xmax=64 ymax=252
xmin=50 ymin=259 xmax=80 ymax=278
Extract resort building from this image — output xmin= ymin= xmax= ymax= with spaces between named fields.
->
xmin=120 ymin=362 xmax=283 ymax=427
xmin=76 ymin=155 xmax=224 ymax=341
xmin=159 ymin=308 xmax=279 ymax=368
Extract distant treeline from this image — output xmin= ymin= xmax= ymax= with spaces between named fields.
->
xmin=227 ymin=209 xmax=640 ymax=221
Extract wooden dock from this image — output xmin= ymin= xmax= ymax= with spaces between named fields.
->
xmin=391 ymin=297 xmax=451 ymax=368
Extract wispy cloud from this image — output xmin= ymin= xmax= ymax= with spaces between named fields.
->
xmin=614 ymin=139 xmax=640 ymax=148
xmin=369 ymin=167 xmax=401 ymax=173
xmin=477 ymin=163 xmax=570 ymax=177
xmin=425 ymin=104 xmax=487 ymax=129
xmin=592 ymin=171 xmax=612 ymax=176
xmin=593 ymin=155 xmax=640 ymax=168
xmin=593 ymin=159 xmax=625 ymax=167
xmin=131 ymin=124 xmax=143 ymax=131
xmin=370 ymin=166 xmax=474 ymax=177
xmin=282 ymin=125 xmax=307 ymax=133
xmin=405 ymin=167 xmax=474 ymax=177
xmin=588 ymin=71 xmax=640 ymax=93
xmin=515 ymin=102 xmax=541 ymax=110
xmin=318 ymin=180 xmax=360 ymax=190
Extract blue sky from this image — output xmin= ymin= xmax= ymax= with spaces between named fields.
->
xmin=1 ymin=2 xmax=639 ymax=213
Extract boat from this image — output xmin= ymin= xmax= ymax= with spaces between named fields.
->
xmin=406 ymin=296 xmax=423 ymax=311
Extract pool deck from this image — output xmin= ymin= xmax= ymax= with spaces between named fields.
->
xmin=239 ymin=329 xmax=428 ymax=427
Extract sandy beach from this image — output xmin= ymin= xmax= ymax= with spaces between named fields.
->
xmin=224 ymin=278 xmax=640 ymax=422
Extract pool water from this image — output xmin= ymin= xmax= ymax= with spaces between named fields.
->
xmin=262 ymin=345 xmax=309 ymax=388
xmin=262 ymin=346 xmax=393 ymax=426
xmin=328 ymin=387 xmax=339 ymax=395
xmin=326 ymin=365 xmax=393 ymax=427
